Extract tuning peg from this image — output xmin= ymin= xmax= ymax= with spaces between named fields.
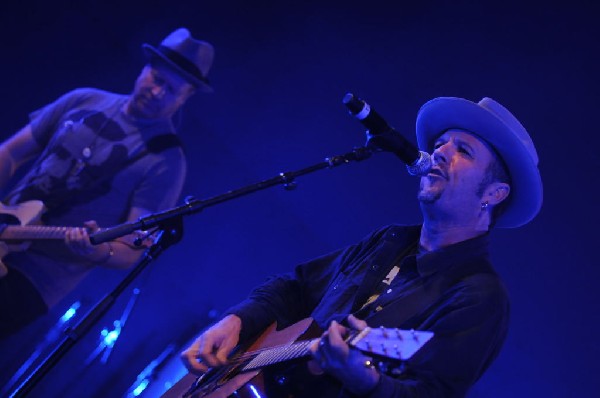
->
xmin=379 ymin=326 xmax=388 ymax=338
xmin=410 ymin=329 xmax=419 ymax=342
xmin=395 ymin=328 xmax=404 ymax=340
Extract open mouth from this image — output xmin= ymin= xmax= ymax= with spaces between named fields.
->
xmin=427 ymin=168 xmax=446 ymax=179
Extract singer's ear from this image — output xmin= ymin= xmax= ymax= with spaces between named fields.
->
xmin=485 ymin=182 xmax=510 ymax=206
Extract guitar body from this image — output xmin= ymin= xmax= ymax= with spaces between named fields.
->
xmin=0 ymin=200 xmax=46 ymax=226
xmin=162 ymin=318 xmax=433 ymax=398
xmin=162 ymin=318 xmax=322 ymax=398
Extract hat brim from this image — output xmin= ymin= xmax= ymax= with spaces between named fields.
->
xmin=142 ymin=44 xmax=213 ymax=93
xmin=416 ymin=97 xmax=542 ymax=228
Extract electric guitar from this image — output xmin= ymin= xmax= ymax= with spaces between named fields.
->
xmin=0 ymin=200 xmax=73 ymax=239
xmin=0 ymin=200 xmax=80 ymax=277
xmin=162 ymin=318 xmax=434 ymax=398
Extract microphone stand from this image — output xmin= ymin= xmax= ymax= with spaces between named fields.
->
xmin=89 ymin=146 xmax=373 ymax=245
xmin=10 ymin=145 xmax=373 ymax=397
xmin=10 ymin=217 xmax=184 ymax=398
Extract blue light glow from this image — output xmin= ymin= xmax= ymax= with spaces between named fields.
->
xmin=60 ymin=301 xmax=81 ymax=323
xmin=103 ymin=329 xmax=120 ymax=346
xmin=249 ymin=384 xmax=263 ymax=398
xmin=132 ymin=379 xmax=149 ymax=396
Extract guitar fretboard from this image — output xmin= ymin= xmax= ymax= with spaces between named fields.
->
xmin=242 ymin=338 xmax=317 ymax=372
xmin=0 ymin=225 xmax=69 ymax=241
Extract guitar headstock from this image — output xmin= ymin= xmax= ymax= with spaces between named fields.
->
xmin=349 ymin=326 xmax=433 ymax=361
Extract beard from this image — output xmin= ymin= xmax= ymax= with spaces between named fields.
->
xmin=418 ymin=189 xmax=442 ymax=204
xmin=417 ymin=178 xmax=442 ymax=204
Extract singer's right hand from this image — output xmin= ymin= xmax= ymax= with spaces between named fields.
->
xmin=181 ymin=314 xmax=242 ymax=374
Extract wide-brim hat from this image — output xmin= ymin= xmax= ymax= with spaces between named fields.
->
xmin=416 ymin=97 xmax=543 ymax=228
xmin=142 ymin=27 xmax=214 ymax=93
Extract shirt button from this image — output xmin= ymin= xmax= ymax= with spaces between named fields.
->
xmin=333 ymin=284 xmax=338 ymax=290
xmin=387 ymin=288 xmax=392 ymax=294
xmin=371 ymin=264 xmax=379 ymax=271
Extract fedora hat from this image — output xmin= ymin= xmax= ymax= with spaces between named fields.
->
xmin=416 ymin=97 xmax=543 ymax=228
xmin=142 ymin=27 xmax=214 ymax=93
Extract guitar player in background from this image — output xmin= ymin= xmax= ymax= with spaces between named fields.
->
xmin=0 ymin=28 xmax=214 ymax=339
xmin=179 ymin=97 xmax=543 ymax=397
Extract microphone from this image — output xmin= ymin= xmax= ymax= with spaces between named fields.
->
xmin=343 ymin=93 xmax=431 ymax=176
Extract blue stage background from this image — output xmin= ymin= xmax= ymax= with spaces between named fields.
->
xmin=1 ymin=1 xmax=598 ymax=397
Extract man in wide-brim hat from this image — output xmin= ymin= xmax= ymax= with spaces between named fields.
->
xmin=416 ymin=96 xmax=542 ymax=229
xmin=179 ymin=95 xmax=542 ymax=398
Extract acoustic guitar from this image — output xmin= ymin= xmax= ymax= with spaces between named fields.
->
xmin=162 ymin=317 xmax=433 ymax=398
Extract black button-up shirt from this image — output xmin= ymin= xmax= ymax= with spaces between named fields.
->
xmin=227 ymin=225 xmax=510 ymax=397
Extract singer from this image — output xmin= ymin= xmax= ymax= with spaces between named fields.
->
xmin=178 ymin=96 xmax=543 ymax=397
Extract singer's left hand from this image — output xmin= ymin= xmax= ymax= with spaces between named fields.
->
xmin=310 ymin=315 xmax=380 ymax=395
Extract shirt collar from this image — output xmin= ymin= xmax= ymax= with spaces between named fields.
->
xmin=415 ymin=232 xmax=491 ymax=277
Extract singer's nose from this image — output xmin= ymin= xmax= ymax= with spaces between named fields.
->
xmin=433 ymin=146 xmax=448 ymax=165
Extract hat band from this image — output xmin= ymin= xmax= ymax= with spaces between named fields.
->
xmin=157 ymin=45 xmax=210 ymax=86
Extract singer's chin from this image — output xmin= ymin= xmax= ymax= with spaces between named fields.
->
xmin=418 ymin=180 xmax=442 ymax=204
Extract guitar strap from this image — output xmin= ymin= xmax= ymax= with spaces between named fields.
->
xmin=351 ymin=241 xmax=418 ymax=316
xmin=361 ymin=268 xmax=446 ymax=328
xmin=361 ymin=258 xmax=483 ymax=329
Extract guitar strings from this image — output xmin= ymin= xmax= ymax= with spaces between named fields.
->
xmin=222 ymin=329 xmax=361 ymax=368
xmin=214 ymin=337 xmax=317 ymax=371
xmin=190 ymin=330 xmax=365 ymax=395
xmin=200 ymin=328 xmax=363 ymax=377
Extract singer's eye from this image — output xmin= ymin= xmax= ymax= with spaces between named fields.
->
xmin=458 ymin=147 xmax=473 ymax=158
xmin=433 ymin=141 xmax=445 ymax=149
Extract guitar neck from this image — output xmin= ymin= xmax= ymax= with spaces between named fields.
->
xmin=238 ymin=325 xmax=434 ymax=373
xmin=0 ymin=225 xmax=69 ymax=241
xmin=240 ymin=338 xmax=319 ymax=372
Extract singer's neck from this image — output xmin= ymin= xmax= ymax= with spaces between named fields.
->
xmin=419 ymin=199 xmax=491 ymax=251
xmin=420 ymin=220 xmax=488 ymax=252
